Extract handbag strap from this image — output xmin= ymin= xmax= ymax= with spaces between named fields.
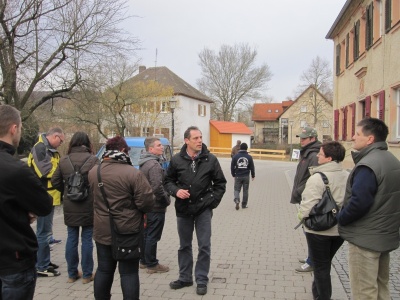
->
xmin=96 ymin=164 xmax=111 ymax=211
xmin=314 ymin=171 xmax=339 ymax=210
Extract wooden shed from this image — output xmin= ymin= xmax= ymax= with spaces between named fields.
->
xmin=210 ymin=120 xmax=253 ymax=148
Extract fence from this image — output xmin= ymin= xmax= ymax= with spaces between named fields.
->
xmin=208 ymin=147 xmax=287 ymax=160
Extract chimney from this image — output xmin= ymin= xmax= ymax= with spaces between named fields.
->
xmin=139 ymin=66 xmax=146 ymax=73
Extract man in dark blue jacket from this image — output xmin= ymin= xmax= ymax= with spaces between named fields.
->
xmin=0 ymin=105 xmax=53 ymax=300
xmin=165 ymin=126 xmax=226 ymax=296
xmin=231 ymin=143 xmax=255 ymax=210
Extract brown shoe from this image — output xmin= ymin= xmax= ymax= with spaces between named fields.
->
xmin=67 ymin=271 xmax=82 ymax=283
xmin=139 ymin=263 xmax=147 ymax=269
xmin=82 ymin=275 xmax=94 ymax=284
xmin=146 ymin=264 xmax=170 ymax=274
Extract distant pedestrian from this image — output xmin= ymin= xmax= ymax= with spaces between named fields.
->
xmin=231 ymin=143 xmax=255 ymax=210
xmin=165 ymin=126 xmax=226 ymax=296
xmin=299 ymin=141 xmax=348 ymax=300
xmin=138 ymin=137 xmax=171 ymax=274
xmin=231 ymin=140 xmax=241 ymax=157
xmin=338 ymin=118 xmax=400 ymax=300
xmin=291 ymin=126 xmax=321 ymax=273
xmin=52 ymin=132 xmax=99 ymax=284
xmin=0 ymin=105 xmax=53 ymax=300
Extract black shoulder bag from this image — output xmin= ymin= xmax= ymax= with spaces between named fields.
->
xmin=96 ymin=165 xmax=142 ymax=261
xmin=302 ymin=172 xmax=339 ymax=231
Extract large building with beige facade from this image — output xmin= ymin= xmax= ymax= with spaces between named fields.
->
xmin=326 ymin=0 xmax=400 ymax=164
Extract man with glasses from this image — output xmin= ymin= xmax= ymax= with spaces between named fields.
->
xmin=290 ymin=127 xmax=321 ymax=273
xmin=28 ymin=127 xmax=65 ymax=277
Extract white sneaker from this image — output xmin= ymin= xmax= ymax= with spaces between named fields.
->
xmin=295 ymin=262 xmax=314 ymax=272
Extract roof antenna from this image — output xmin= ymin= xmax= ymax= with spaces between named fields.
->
xmin=154 ymin=48 xmax=157 ymax=81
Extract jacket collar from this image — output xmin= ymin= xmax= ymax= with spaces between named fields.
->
xmin=351 ymin=141 xmax=388 ymax=164
xmin=0 ymin=140 xmax=16 ymax=156
xmin=309 ymin=161 xmax=344 ymax=175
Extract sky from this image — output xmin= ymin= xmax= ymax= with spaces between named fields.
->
xmin=126 ymin=0 xmax=347 ymax=102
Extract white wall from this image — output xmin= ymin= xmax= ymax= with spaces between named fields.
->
xmin=231 ymin=134 xmax=251 ymax=148
xmin=174 ymin=95 xmax=211 ymax=147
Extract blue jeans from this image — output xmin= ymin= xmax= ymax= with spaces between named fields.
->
xmin=94 ymin=242 xmax=140 ymax=300
xmin=0 ymin=267 xmax=37 ymax=300
xmin=142 ymin=212 xmax=166 ymax=268
xmin=65 ymin=226 xmax=94 ymax=279
xmin=234 ymin=176 xmax=250 ymax=207
xmin=36 ymin=207 xmax=54 ymax=271
xmin=177 ymin=208 xmax=212 ymax=285
xmin=306 ymin=233 xmax=344 ymax=300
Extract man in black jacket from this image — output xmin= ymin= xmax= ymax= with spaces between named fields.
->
xmin=0 ymin=105 xmax=53 ymax=300
xmin=291 ymin=127 xmax=321 ymax=273
xmin=165 ymin=126 xmax=227 ymax=296
xmin=139 ymin=137 xmax=171 ymax=274
xmin=231 ymin=143 xmax=255 ymax=210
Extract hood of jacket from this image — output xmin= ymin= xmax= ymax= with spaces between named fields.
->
xmin=138 ymin=152 xmax=162 ymax=167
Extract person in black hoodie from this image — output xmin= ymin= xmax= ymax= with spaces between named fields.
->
xmin=231 ymin=143 xmax=255 ymax=210
xmin=0 ymin=105 xmax=52 ymax=300
xmin=165 ymin=126 xmax=226 ymax=296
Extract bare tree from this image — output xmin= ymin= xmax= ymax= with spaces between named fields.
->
xmin=197 ymin=43 xmax=272 ymax=121
xmin=53 ymin=57 xmax=173 ymax=139
xmin=0 ymin=0 xmax=139 ymax=121
xmin=295 ymin=56 xmax=333 ymax=101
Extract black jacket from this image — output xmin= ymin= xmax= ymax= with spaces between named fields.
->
xmin=290 ymin=140 xmax=321 ymax=204
xmin=231 ymin=150 xmax=255 ymax=178
xmin=51 ymin=146 xmax=99 ymax=227
xmin=0 ymin=141 xmax=52 ymax=276
xmin=164 ymin=143 xmax=227 ymax=217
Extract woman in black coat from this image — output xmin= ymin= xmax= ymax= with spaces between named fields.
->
xmin=52 ymin=132 xmax=99 ymax=284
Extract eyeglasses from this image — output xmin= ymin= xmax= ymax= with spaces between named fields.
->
xmin=56 ymin=135 xmax=64 ymax=145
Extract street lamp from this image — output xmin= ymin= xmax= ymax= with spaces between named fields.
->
xmin=169 ymin=97 xmax=177 ymax=154
xmin=289 ymin=121 xmax=294 ymax=161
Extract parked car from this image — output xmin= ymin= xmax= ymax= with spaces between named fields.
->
xmin=97 ymin=137 xmax=172 ymax=169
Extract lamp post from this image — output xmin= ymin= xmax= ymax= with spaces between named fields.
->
xmin=289 ymin=121 xmax=294 ymax=161
xmin=169 ymin=97 xmax=177 ymax=154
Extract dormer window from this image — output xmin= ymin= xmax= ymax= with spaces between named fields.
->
xmin=268 ymin=109 xmax=272 ymax=112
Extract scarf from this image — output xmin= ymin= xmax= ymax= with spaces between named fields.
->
xmin=102 ymin=150 xmax=133 ymax=165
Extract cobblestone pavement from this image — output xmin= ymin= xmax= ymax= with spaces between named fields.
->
xmin=32 ymin=158 xmax=399 ymax=299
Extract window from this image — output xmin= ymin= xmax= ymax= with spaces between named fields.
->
xmin=300 ymin=105 xmax=307 ymax=113
xmin=267 ymin=109 xmax=272 ymax=112
xmin=354 ymin=20 xmax=360 ymax=61
xmin=322 ymin=120 xmax=330 ymax=128
xmin=365 ymin=96 xmax=372 ymax=117
xmin=378 ymin=90 xmax=385 ymax=120
xmin=385 ymin=0 xmax=392 ymax=32
xmin=396 ymin=88 xmax=400 ymax=137
xmin=275 ymin=109 xmax=279 ymax=113
xmin=300 ymin=120 xmax=307 ymax=128
xmin=161 ymin=101 xmax=169 ymax=113
xmin=350 ymin=103 xmax=356 ymax=138
xmin=198 ymin=104 xmax=206 ymax=116
xmin=142 ymin=127 xmax=150 ymax=136
xmin=336 ymin=43 xmax=341 ymax=75
xmin=366 ymin=3 xmax=374 ymax=50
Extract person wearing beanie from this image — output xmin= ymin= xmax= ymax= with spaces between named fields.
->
xmin=230 ymin=143 xmax=255 ymax=210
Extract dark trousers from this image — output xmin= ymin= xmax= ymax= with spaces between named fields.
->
xmin=142 ymin=212 xmax=166 ymax=267
xmin=94 ymin=242 xmax=139 ymax=300
xmin=177 ymin=208 xmax=212 ymax=285
xmin=0 ymin=266 xmax=37 ymax=300
xmin=305 ymin=232 xmax=344 ymax=300
xmin=234 ymin=176 xmax=250 ymax=207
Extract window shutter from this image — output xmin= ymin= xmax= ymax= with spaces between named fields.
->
xmin=334 ymin=109 xmax=339 ymax=141
xmin=342 ymin=107 xmax=348 ymax=141
xmin=385 ymin=0 xmax=392 ymax=32
xmin=354 ymin=20 xmax=360 ymax=61
xmin=366 ymin=3 xmax=374 ymax=49
xmin=351 ymin=103 xmax=356 ymax=138
xmin=198 ymin=104 xmax=201 ymax=116
xmin=365 ymin=96 xmax=371 ymax=117
xmin=379 ymin=91 xmax=385 ymax=120
xmin=204 ymin=105 xmax=206 ymax=116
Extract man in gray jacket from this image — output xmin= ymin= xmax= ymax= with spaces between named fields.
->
xmin=338 ymin=118 xmax=400 ymax=300
xmin=139 ymin=137 xmax=171 ymax=274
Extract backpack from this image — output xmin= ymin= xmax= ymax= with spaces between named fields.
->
xmin=66 ymin=156 xmax=91 ymax=202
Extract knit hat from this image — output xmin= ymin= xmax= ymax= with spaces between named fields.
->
xmin=240 ymin=143 xmax=248 ymax=150
xmin=296 ymin=127 xmax=318 ymax=138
